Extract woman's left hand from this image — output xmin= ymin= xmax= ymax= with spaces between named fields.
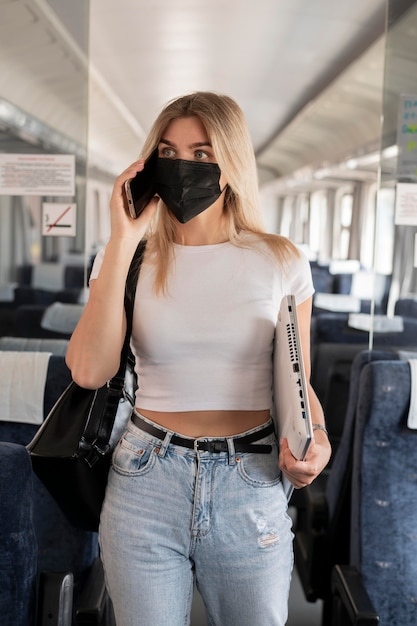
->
xmin=279 ymin=429 xmax=331 ymax=489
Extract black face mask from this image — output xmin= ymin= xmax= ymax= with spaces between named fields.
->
xmin=154 ymin=158 xmax=224 ymax=224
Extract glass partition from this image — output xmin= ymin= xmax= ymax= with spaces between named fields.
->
xmin=0 ymin=0 xmax=90 ymax=336
xmin=373 ymin=0 xmax=417 ymax=348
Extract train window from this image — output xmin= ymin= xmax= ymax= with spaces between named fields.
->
xmin=359 ymin=183 xmax=377 ymax=270
xmin=374 ymin=186 xmax=395 ymax=275
xmin=26 ymin=196 xmax=42 ymax=265
xmin=333 ymin=191 xmax=353 ymax=260
xmin=309 ymin=190 xmax=328 ymax=262
xmin=292 ymin=194 xmax=309 ymax=244
xmin=280 ymin=196 xmax=295 ymax=239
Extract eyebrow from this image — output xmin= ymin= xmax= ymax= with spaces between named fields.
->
xmin=159 ymin=138 xmax=212 ymax=149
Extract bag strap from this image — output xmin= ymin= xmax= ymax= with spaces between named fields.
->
xmin=119 ymin=238 xmax=147 ymax=378
xmin=85 ymin=240 xmax=146 ymax=461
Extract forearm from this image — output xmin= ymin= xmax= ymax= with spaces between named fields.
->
xmin=308 ymin=383 xmax=326 ymax=430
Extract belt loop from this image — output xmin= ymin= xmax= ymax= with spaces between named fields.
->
xmin=157 ymin=431 xmax=172 ymax=457
xmin=227 ymin=438 xmax=236 ymax=465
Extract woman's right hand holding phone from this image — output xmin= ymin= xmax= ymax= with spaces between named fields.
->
xmin=110 ymin=160 xmax=158 ymax=243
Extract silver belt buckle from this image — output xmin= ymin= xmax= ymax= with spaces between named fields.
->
xmin=194 ymin=438 xmax=204 ymax=452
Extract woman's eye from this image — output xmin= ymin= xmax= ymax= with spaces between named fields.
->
xmin=160 ymin=147 xmax=175 ymax=158
xmin=194 ymin=150 xmax=209 ymax=160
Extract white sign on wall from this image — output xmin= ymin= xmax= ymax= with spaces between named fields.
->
xmin=397 ymin=95 xmax=417 ymax=181
xmin=395 ymin=182 xmax=417 ymax=226
xmin=42 ymin=203 xmax=77 ymax=237
xmin=0 ymin=154 xmax=75 ymax=196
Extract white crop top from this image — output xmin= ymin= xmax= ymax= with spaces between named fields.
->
xmin=90 ymin=237 xmax=314 ymax=412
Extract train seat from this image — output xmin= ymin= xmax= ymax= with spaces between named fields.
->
xmin=0 ymin=441 xmax=38 ymax=625
xmin=292 ymin=349 xmax=400 ymax=625
xmin=13 ymin=263 xmax=86 ymax=309
xmin=0 ymin=351 xmax=112 ymax=625
xmin=40 ymin=302 xmax=84 ymax=334
xmin=331 ymin=273 xmax=353 ymax=295
xmin=0 ymin=352 xmax=72 ymax=445
xmin=311 ymin=342 xmax=368 ymax=458
xmin=311 ymin=265 xmax=334 ymax=294
xmin=16 ymin=263 xmax=85 ymax=291
xmin=349 ymin=271 xmax=390 ymax=310
xmin=0 ymin=336 xmax=68 ymax=355
xmin=13 ymin=286 xmax=82 ymax=307
xmin=12 ymin=305 xmax=67 ymax=339
xmin=331 ymin=359 xmax=417 ymax=625
xmin=0 ymin=440 xmax=113 ymax=626
xmin=0 ymin=285 xmax=17 ymax=336
xmin=310 ymin=314 xmax=417 ymax=457
xmin=394 ymin=296 xmax=417 ymax=318
xmin=311 ymin=313 xmax=368 ymax=345
xmin=311 ymin=266 xmax=390 ymax=316
xmin=311 ymin=312 xmax=417 ymax=346
xmin=313 ymin=292 xmax=361 ymax=313
xmin=12 ymin=302 xmax=83 ymax=339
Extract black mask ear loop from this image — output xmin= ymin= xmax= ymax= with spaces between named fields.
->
xmin=220 ymin=183 xmax=229 ymax=196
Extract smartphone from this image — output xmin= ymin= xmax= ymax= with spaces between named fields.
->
xmin=124 ymin=149 xmax=158 ymax=218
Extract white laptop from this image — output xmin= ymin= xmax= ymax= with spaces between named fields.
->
xmin=273 ymin=294 xmax=313 ymax=499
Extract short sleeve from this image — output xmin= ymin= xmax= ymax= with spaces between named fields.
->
xmin=286 ymin=247 xmax=315 ymax=305
xmin=89 ymin=247 xmax=106 ymax=283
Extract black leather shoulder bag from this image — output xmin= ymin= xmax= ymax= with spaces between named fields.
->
xmin=27 ymin=240 xmax=146 ymax=532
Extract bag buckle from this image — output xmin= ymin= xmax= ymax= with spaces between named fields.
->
xmin=84 ymin=441 xmax=111 ymax=468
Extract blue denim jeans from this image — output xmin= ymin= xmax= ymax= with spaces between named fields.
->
xmin=99 ymin=413 xmax=294 ymax=626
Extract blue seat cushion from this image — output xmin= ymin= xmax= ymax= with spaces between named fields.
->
xmin=0 ymin=442 xmax=37 ymax=626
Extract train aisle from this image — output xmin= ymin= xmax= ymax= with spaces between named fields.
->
xmin=287 ymin=567 xmax=323 ymax=626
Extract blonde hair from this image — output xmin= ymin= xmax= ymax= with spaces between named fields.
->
xmin=141 ymin=91 xmax=298 ymax=292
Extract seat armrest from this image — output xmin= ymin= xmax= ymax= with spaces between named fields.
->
xmin=292 ymin=472 xmax=330 ymax=601
xmin=37 ymin=572 xmax=74 ymax=626
xmin=331 ymin=565 xmax=379 ymax=625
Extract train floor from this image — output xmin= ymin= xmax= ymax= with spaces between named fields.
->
xmin=190 ymin=564 xmax=323 ymax=625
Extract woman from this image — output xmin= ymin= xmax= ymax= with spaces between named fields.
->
xmin=66 ymin=91 xmax=331 ymax=626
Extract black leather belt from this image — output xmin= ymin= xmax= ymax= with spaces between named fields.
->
xmin=131 ymin=413 xmax=274 ymax=454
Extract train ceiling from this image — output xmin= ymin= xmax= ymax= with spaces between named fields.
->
xmin=1 ymin=0 xmax=414 ymax=187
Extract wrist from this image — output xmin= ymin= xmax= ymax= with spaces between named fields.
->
xmin=312 ymin=423 xmax=329 ymax=438
xmin=106 ymin=236 xmax=143 ymax=262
